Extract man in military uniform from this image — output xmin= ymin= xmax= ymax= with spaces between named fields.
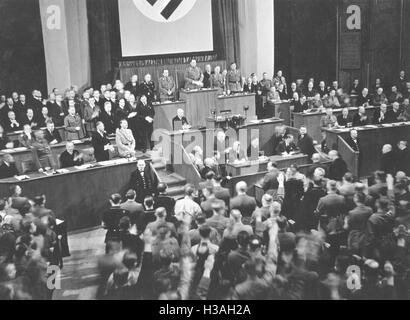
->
xmin=139 ymin=74 xmax=156 ymax=103
xmin=259 ymin=72 xmax=272 ymax=96
xmin=227 ymin=62 xmax=242 ymax=93
xmin=211 ymin=66 xmax=226 ymax=94
xmin=184 ymin=59 xmax=203 ymax=90
xmin=158 ymin=69 xmax=176 ymax=102
xmin=273 ymin=70 xmax=287 ymax=94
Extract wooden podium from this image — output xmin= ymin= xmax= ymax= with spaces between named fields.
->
xmin=216 ymin=93 xmax=256 ymax=116
xmin=153 ymin=101 xmax=187 ymax=132
xmin=180 ymin=88 xmax=220 ymax=127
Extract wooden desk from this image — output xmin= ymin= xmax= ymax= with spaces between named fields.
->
xmin=6 ymin=127 xmax=67 ymax=144
xmin=226 ymin=153 xmax=308 ymax=177
xmin=0 ymin=159 xmax=147 ymax=231
xmin=325 ymin=122 xmax=410 ymax=177
xmin=180 ymin=88 xmax=219 ymax=127
xmin=0 ymin=137 xmax=115 ymax=173
xmin=153 ymin=101 xmax=187 ymax=132
xmin=237 ymin=118 xmax=284 ymax=157
xmin=269 ymin=101 xmax=291 ymax=126
xmin=292 ymin=106 xmax=382 ymax=142
xmin=216 ymin=93 xmax=256 ymax=117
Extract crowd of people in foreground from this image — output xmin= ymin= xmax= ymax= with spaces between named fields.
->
xmin=92 ymin=152 xmax=410 ymax=300
xmin=0 ymin=185 xmax=63 ymax=300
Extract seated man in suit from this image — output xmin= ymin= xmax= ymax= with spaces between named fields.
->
xmin=297 ymin=126 xmax=316 ymax=159
xmin=4 ymin=111 xmax=21 ymax=133
xmin=228 ymin=141 xmax=247 ymax=164
xmin=43 ymin=120 xmax=62 ymax=145
xmin=0 ymin=154 xmax=18 ymax=179
xmin=18 ymin=124 xmax=36 ymax=148
xmin=372 ymin=87 xmax=388 ymax=106
xmin=372 ymin=103 xmax=389 ymax=124
xmin=352 ymin=106 xmax=370 ymax=127
xmin=172 ymin=108 xmax=190 ymax=131
xmin=337 ymin=107 xmax=353 ymax=127
xmin=386 ymin=101 xmax=402 ymax=123
xmin=276 ymin=134 xmax=299 ymax=156
xmin=320 ymin=106 xmax=338 ymax=129
xmin=91 ymin=121 xmax=114 ymax=162
xmin=272 ymin=125 xmax=290 ymax=155
xmin=357 ymin=88 xmax=371 ymax=106
xmin=59 ymin=141 xmax=84 ymax=168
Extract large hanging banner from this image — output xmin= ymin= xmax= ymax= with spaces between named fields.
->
xmin=118 ymin=0 xmax=214 ymax=57
xmin=39 ymin=0 xmax=71 ymax=92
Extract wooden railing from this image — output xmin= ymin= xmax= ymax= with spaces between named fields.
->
xmin=338 ymin=136 xmax=360 ymax=178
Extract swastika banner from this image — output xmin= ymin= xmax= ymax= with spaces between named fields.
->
xmin=118 ymin=0 xmax=213 ymax=57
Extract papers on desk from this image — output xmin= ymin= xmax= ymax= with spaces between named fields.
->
xmin=56 ymin=169 xmax=70 ymax=174
xmin=74 ymin=164 xmax=93 ymax=170
xmin=56 ymin=219 xmax=64 ymax=225
xmin=98 ymin=158 xmax=131 ymax=166
xmin=71 ymin=140 xmax=82 ymax=144
xmin=15 ymin=175 xmax=30 ymax=181
xmin=364 ymin=125 xmax=379 ymax=129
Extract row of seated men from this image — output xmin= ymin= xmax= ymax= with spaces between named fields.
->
xmin=319 ymin=103 xmax=410 ymax=129
xmin=188 ymin=126 xmax=317 ymax=180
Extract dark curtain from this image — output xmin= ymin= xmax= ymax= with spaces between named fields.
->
xmin=212 ymin=0 xmax=240 ymax=66
xmin=0 ymin=0 xmax=46 ymax=96
xmin=87 ymin=0 xmax=121 ymax=87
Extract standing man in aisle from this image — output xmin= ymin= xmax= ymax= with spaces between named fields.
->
xmin=158 ymin=69 xmax=176 ymax=102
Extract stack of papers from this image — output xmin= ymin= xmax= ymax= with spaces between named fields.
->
xmin=15 ymin=175 xmax=30 ymax=181
xmin=75 ymin=164 xmax=93 ymax=170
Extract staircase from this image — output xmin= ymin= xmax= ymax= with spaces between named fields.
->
xmin=151 ymin=153 xmax=187 ymax=200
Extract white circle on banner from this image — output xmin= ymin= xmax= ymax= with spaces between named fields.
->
xmin=132 ymin=0 xmax=197 ymax=23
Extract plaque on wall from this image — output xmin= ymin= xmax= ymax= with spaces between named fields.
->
xmin=340 ymin=32 xmax=361 ymax=69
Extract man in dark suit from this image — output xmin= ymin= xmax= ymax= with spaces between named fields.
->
xmin=380 ymin=144 xmax=396 ymax=175
xmin=297 ymin=126 xmax=316 ymax=159
xmin=59 ymin=142 xmax=84 ymax=168
xmin=272 ymin=126 xmax=290 ymax=155
xmin=327 ymin=150 xmax=348 ymax=181
xmin=372 ymin=103 xmax=389 ymax=124
xmin=357 ymin=88 xmax=371 ymax=106
xmin=136 ymin=95 xmax=155 ymax=153
xmin=213 ymin=175 xmax=230 ymax=209
xmin=396 ymin=141 xmax=410 ymax=175
xmin=43 ymin=120 xmax=62 ymax=145
xmin=344 ymin=129 xmax=360 ymax=152
xmin=120 ymin=189 xmax=145 ymax=229
xmin=0 ymin=154 xmax=18 ymax=179
xmin=261 ymin=161 xmax=280 ymax=196
xmin=336 ymin=107 xmax=353 ymax=127
xmin=316 ymin=180 xmax=347 ymax=258
xmin=129 ymin=160 xmax=158 ymax=203
xmin=172 ymin=108 xmax=189 ymax=131
xmin=102 ymin=193 xmax=129 ymax=252
xmin=386 ymin=102 xmax=402 ymax=123
xmin=91 ymin=121 xmax=114 ymax=162
xmin=154 ymin=183 xmax=176 ymax=220
xmin=352 ymin=106 xmax=370 ymax=127
xmin=230 ymin=181 xmax=257 ymax=220
xmin=276 ymin=134 xmax=298 ymax=155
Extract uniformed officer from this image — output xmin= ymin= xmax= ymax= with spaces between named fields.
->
xmin=259 ymin=72 xmax=272 ymax=96
xmin=211 ymin=66 xmax=226 ymax=93
xmin=184 ymin=59 xmax=204 ymax=90
xmin=139 ymin=74 xmax=156 ymax=103
xmin=158 ymin=69 xmax=176 ymax=102
xmin=227 ymin=62 xmax=243 ymax=93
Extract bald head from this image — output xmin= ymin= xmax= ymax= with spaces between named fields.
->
xmin=235 ymin=181 xmax=247 ymax=194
